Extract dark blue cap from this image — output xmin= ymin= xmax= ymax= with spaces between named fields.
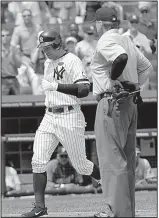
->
xmin=92 ymin=7 xmax=118 ymax=22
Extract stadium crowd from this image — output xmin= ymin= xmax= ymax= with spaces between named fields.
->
xmin=2 ymin=1 xmax=157 ymax=95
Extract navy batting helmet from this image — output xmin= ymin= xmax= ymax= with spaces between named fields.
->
xmin=37 ymin=30 xmax=62 ymax=48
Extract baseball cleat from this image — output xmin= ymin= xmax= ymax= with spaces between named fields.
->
xmin=21 ymin=206 xmax=48 ymax=217
xmin=94 ymin=205 xmax=114 ymax=217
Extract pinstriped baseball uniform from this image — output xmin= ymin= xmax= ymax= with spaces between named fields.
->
xmin=91 ymin=29 xmax=153 ymax=217
xmin=32 ymin=52 xmax=94 ymax=176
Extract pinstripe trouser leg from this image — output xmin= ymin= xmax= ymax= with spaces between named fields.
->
xmin=32 ymin=130 xmax=59 ymax=173
xmin=55 ymin=109 xmax=94 ymax=175
xmin=95 ymin=96 xmax=137 ymax=217
xmin=32 ymin=107 xmax=94 ymax=175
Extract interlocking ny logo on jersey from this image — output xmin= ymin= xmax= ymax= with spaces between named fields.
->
xmin=53 ymin=65 xmax=65 ymax=80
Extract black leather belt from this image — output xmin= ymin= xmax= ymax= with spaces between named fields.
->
xmin=48 ymin=105 xmax=74 ymax=113
xmin=100 ymin=92 xmax=112 ymax=99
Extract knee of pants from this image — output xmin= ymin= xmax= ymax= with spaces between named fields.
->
xmin=32 ymin=158 xmax=47 ymax=173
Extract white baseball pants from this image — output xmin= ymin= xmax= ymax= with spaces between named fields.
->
xmin=32 ymin=106 xmax=94 ymax=175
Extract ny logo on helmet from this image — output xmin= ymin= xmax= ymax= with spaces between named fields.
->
xmin=39 ymin=36 xmax=44 ymax=43
xmin=53 ymin=66 xmax=65 ymax=80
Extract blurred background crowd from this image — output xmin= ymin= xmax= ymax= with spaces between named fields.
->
xmin=2 ymin=1 xmax=157 ymax=96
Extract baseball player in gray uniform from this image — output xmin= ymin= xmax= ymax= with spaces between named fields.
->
xmin=21 ymin=30 xmax=100 ymax=217
xmin=91 ymin=7 xmax=153 ymax=218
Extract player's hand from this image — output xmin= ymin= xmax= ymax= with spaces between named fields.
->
xmin=106 ymin=79 xmax=123 ymax=92
xmin=41 ymin=79 xmax=58 ymax=91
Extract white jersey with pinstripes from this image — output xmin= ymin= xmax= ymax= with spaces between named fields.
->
xmin=44 ymin=52 xmax=90 ymax=107
xmin=91 ymin=29 xmax=153 ymax=96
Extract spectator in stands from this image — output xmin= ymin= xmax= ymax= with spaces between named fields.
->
xmin=2 ymin=28 xmax=22 ymax=95
xmin=1 ymin=2 xmax=15 ymax=24
xmin=123 ymin=14 xmax=152 ymax=58
xmin=137 ymin=2 xmax=157 ymax=90
xmin=84 ymin=1 xmax=101 ymax=22
xmin=47 ymin=2 xmax=76 ymax=21
xmin=68 ymin=23 xmax=83 ymax=42
xmin=75 ymin=23 xmax=97 ymax=85
xmin=10 ymin=9 xmax=42 ymax=95
xmin=5 ymin=157 xmax=21 ymax=194
xmin=11 ymin=9 xmax=41 ymax=63
xmin=138 ymin=2 xmax=157 ymax=41
xmin=8 ymin=1 xmax=43 ymax=26
xmin=135 ymin=147 xmax=157 ymax=186
xmin=75 ymin=2 xmax=87 ymax=24
xmin=46 ymin=146 xmax=83 ymax=190
xmin=64 ymin=36 xmax=77 ymax=54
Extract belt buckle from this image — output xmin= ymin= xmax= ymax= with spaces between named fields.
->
xmin=49 ymin=106 xmax=73 ymax=113
xmin=57 ymin=107 xmax=64 ymax=113
xmin=104 ymin=92 xmax=112 ymax=98
xmin=66 ymin=106 xmax=73 ymax=112
xmin=64 ymin=106 xmax=68 ymax=113
xmin=57 ymin=106 xmax=70 ymax=113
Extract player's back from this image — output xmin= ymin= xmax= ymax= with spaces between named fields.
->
xmin=106 ymin=33 xmax=139 ymax=83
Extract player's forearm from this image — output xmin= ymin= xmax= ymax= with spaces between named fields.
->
xmin=57 ymin=83 xmax=90 ymax=98
xmin=138 ymin=64 xmax=153 ymax=86
xmin=110 ymin=53 xmax=128 ymax=80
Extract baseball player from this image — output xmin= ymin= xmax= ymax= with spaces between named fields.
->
xmin=21 ymin=30 xmax=100 ymax=217
xmin=90 ymin=7 xmax=153 ymax=218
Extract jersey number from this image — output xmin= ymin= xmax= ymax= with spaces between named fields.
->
xmin=53 ymin=66 xmax=65 ymax=80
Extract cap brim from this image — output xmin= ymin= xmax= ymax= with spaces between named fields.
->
xmin=37 ymin=41 xmax=54 ymax=48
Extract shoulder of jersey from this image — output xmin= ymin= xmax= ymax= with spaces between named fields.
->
xmin=97 ymin=34 xmax=113 ymax=48
xmin=64 ymin=52 xmax=80 ymax=62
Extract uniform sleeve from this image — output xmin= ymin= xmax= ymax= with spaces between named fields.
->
xmin=10 ymin=27 xmax=20 ymax=47
xmin=44 ymin=59 xmax=51 ymax=78
xmin=135 ymin=46 xmax=153 ymax=85
xmin=143 ymin=159 xmax=155 ymax=180
xmin=99 ymin=41 xmax=127 ymax=63
xmin=69 ymin=55 xmax=90 ymax=84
